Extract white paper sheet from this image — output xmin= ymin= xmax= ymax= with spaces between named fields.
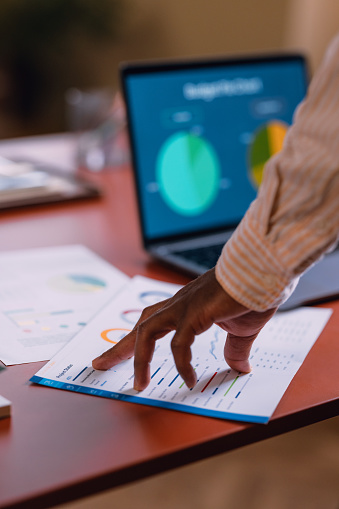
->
xmin=0 ymin=245 xmax=129 ymax=365
xmin=31 ymin=276 xmax=332 ymax=423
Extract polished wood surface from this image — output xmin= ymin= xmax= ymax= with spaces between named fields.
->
xmin=0 ymin=142 xmax=338 ymax=509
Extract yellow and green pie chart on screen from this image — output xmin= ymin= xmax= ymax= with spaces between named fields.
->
xmin=248 ymin=121 xmax=288 ymax=188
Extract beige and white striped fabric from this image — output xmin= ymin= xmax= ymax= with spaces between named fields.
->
xmin=216 ymin=33 xmax=339 ymax=311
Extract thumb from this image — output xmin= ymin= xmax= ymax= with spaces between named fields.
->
xmin=224 ymin=332 xmax=259 ymax=373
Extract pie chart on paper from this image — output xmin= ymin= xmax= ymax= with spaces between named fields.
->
xmin=248 ymin=121 xmax=288 ymax=189
xmin=48 ymin=274 xmax=107 ymax=293
xmin=156 ymin=132 xmax=220 ymax=216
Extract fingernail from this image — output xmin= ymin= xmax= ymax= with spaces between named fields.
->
xmin=241 ymin=362 xmax=252 ymax=373
xmin=186 ymin=373 xmax=197 ymax=389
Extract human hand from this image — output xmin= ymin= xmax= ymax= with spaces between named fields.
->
xmin=92 ymin=269 xmax=277 ymax=390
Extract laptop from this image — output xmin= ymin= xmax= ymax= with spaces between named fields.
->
xmin=121 ymin=53 xmax=339 ymax=309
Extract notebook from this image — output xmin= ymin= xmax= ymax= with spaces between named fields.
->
xmin=121 ymin=53 xmax=339 ymax=309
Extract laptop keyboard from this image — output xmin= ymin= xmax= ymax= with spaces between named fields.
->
xmin=173 ymin=243 xmax=225 ymax=269
xmin=174 ymin=239 xmax=339 ymax=272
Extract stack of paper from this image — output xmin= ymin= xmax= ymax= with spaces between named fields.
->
xmin=0 ymin=245 xmax=332 ymax=423
xmin=0 ymin=156 xmax=100 ymax=209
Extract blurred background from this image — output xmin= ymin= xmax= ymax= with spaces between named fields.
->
xmin=0 ymin=0 xmax=339 ymax=140
xmin=0 ymin=1 xmax=338 ymax=507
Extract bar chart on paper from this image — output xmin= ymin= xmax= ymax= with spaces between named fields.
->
xmin=31 ymin=276 xmax=332 ymax=423
xmin=48 ymin=274 xmax=107 ymax=293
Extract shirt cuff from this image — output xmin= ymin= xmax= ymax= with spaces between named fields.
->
xmin=215 ymin=214 xmax=299 ymax=311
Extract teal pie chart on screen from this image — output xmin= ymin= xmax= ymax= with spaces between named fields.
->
xmin=156 ymin=132 xmax=220 ymax=216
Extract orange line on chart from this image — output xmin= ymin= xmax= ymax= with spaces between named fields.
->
xmin=100 ymin=328 xmax=132 ymax=344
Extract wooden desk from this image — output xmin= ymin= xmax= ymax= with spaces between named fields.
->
xmin=0 ymin=138 xmax=338 ymax=509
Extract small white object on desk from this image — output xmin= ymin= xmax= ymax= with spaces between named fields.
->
xmin=0 ymin=395 xmax=11 ymax=419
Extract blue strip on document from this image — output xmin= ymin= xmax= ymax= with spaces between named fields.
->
xmin=29 ymin=375 xmax=269 ymax=424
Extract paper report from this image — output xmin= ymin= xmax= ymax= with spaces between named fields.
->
xmin=0 ymin=245 xmax=128 ymax=365
xmin=31 ymin=276 xmax=332 ymax=423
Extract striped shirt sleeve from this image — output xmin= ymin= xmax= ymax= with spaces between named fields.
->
xmin=216 ymin=33 xmax=339 ymax=311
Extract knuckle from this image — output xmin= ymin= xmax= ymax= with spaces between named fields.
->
xmin=139 ymin=305 xmax=153 ymax=321
xmin=170 ymin=336 xmax=183 ymax=352
xmin=136 ymin=320 xmax=148 ymax=336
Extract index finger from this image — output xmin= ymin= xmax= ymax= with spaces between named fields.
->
xmin=92 ymin=328 xmax=137 ymax=370
xmin=92 ymin=299 xmax=171 ymax=371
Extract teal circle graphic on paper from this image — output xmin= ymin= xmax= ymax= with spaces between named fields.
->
xmin=156 ymin=132 xmax=220 ymax=216
xmin=49 ymin=274 xmax=106 ymax=293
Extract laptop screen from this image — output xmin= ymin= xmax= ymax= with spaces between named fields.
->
xmin=122 ymin=54 xmax=307 ymax=245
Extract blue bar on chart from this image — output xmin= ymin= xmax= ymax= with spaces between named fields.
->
xmin=73 ymin=367 xmax=88 ymax=381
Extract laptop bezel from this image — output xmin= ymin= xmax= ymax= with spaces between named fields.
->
xmin=120 ymin=52 xmax=308 ymax=250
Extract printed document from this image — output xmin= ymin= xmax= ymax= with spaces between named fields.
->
xmin=31 ymin=276 xmax=332 ymax=423
xmin=0 ymin=245 xmax=128 ymax=365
